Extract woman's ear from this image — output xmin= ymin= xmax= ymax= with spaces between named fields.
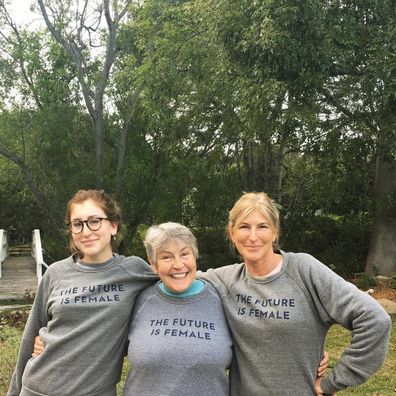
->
xmin=228 ymin=224 xmax=235 ymax=244
xmin=110 ymin=222 xmax=118 ymax=236
xmin=148 ymin=257 xmax=158 ymax=273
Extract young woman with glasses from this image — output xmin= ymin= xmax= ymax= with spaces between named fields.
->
xmin=7 ymin=189 xmax=157 ymax=396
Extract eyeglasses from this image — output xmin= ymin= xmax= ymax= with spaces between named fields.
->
xmin=67 ymin=217 xmax=110 ymax=234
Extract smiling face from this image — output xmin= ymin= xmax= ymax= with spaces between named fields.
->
xmin=229 ymin=210 xmax=277 ymax=268
xmin=70 ymin=199 xmax=118 ymax=263
xmin=149 ymin=239 xmax=197 ymax=293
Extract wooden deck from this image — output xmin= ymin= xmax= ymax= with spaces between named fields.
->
xmin=0 ymin=256 xmax=38 ymax=301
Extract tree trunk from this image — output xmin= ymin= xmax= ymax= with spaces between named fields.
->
xmin=37 ymin=0 xmax=126 ymax=190
xmin=116 ymin=121 xmax=128 ymax=202
xmin=365 ymin=135 xmax=396 ymax=275
xmin=93 ymin=115 xmax=105 ymax=189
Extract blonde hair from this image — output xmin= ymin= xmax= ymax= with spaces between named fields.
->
xmin=227 ymin=192 xmax=280 ymax=249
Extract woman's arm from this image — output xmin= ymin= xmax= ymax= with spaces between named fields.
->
xmin=7 ymin=273 xmax=51 ymax=396
xmin=298 ymin=254 xmax=391 ymax=394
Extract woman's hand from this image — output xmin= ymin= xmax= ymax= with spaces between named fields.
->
xmin=32 ymin=335 xmax=45 ymax=357
xmin=315 ymin=376 xmax=324 ymax=395
xmin=315 ymin=377 xmax=325 ymax=395
xmin=317 ymin=350 xmax=329 ymax=377
xmin=315 ymin=376 xmax=335 ymax=395
xmin=315 ymin=352 xmax=335 ymax=395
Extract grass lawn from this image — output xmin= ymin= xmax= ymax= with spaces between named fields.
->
xmin=1 ymin=312 xmax=395 ymax=395
xmin=0 ymin=325 xmax=22 ymax=393
xmin=324 ymin=315 xmax=396 ymax=395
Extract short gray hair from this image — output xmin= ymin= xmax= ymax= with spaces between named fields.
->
xmin=143 ymin=222 xmax=199 ymax=265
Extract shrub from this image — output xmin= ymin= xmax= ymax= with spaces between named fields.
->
xmin=354 ymin=273 xmax=378 ymax=290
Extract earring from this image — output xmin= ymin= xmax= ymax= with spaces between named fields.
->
xmin=112 ymin=235 xmax=117 ymax=241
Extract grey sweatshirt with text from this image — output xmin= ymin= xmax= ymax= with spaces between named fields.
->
xmin=123 ymin=281 xmax=233 ymax=396
xmin=7 ymin=254 xmax=157 ymax=396
xmin=201 ymin=251 xmax=391 ymax=395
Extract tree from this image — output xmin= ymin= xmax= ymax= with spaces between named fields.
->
xmin=209 ymin=0 xmax=396 ymax=274
xmin=322 ymin=0 xmax=396 ymax=275
xmin=0 ymin=3 xmax=96 ymax=237
xmin=1 ymin=0 xmax=393 ymax=274
xmin=36 ymin=0 xmax=135 ymax=188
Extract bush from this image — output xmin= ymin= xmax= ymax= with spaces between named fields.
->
xmin=194 ymin=227 xmax=239 ymax=271
xmin=390 ymin=276 xmax=396 ymax=290
xmin=354 ymin=273 xmax=378 ymax=290
xmin=282 ymin=213 xmax=371 ymax=278
xmin=0 ymin=309 xmax=30 ymax=331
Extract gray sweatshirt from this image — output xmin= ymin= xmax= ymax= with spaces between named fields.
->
xmin=123 ymin=281 xmax=233 ymax=396
xmin=201 ymin=251 xmax=391 ymax=395
xmin=7 ymin=254 xmax=157 ymax=396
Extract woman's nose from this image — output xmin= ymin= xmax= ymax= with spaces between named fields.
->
xmin=248 ymin=228 xmax=258 ymax=240
xmin=172 ymin=257 xmax=184 ymax=269
xmin=81 ymin=223 xmax=92 ymax=235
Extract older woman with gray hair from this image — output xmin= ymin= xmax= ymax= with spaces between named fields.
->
xmin=122 ymin=222 xmax=233 ymax=396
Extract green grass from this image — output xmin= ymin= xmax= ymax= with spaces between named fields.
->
xmin=324 ymin=315 xmax=396 ymax=395
xmin=117 ymin=359 xmax=130 ymax=394
xmin=0 ymin=325 xmax=21 ymax=393
xmin=1 ymin=315 xmax=395 ymax=395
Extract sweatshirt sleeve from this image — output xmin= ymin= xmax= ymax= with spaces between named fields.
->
xmin=197 ymin=264 xmax=244 ymax=296
xmin=122 ymin=256 xmax=158 ymax=283
xmin=7 ymin=271 xmax=52 ymax=396
xmin=297 ymin=254 xmax=392 ymax=394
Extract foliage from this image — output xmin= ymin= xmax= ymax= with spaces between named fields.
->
xmin=0 ymin=309 xmax=30 ymax=331
xmin=390 ymin=276 xmax=396 ymax=290
xmin=354 ymin=273 xmax=379 ymax=291
xmin=0 ymin=158 xmax=44 ymax=243
xmin=0 ymin=0 xmax=395 ymax=275
xmin=280 ymin=134 xmax=375 ymax=276
xmin=194 ymin=227 xmax=239 ymax=271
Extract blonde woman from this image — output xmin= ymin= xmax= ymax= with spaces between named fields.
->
xmin=202 ymin=192 xmax=391 ymax=395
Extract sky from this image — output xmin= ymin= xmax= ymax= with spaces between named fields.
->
xmin=6 ymin=1 xmax=41 ymax=27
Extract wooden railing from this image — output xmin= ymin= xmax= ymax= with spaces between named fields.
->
xmin=32 ymin=229 xmax=48 ymax=283
xmin=0 ymin=229 xmax=47 ymax=282
xmin=0 ymin=229 xmax=8 ymax=278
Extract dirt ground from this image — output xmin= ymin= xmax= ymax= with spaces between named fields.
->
xmin=371 ymin=279 xmax=396 ymax=303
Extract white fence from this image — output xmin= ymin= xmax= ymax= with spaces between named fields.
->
xmin=32 ymin=229 xmax=48 ymax=283
xmin=0 ymin=229 xmax=8 ymax=278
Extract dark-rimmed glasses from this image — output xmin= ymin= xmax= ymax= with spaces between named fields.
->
xmin=67 ymin=217 xmax=110 ymax=234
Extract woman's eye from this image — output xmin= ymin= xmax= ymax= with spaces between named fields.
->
xmin=159 ymin=255 xmax=171 ymax=261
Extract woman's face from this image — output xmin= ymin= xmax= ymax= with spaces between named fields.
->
xmin=70 ymin=199 xmax=117 ymax=263
xmin=229 ymin=210 xmax=277 ymax=267
xmin=150 ymin=240 xmax=197 ymax=293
